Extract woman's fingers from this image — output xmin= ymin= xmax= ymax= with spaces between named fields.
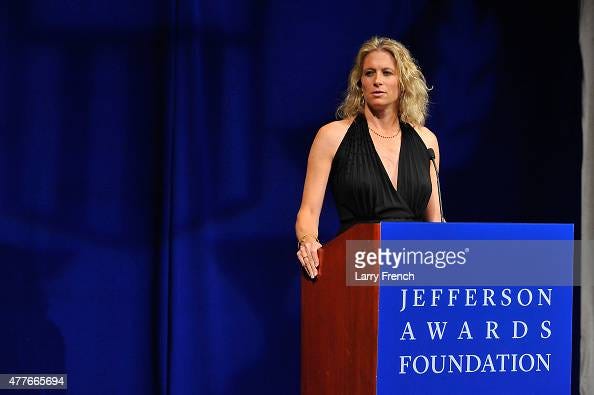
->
xmin=296 ymin=240 xmax=323 ymax=279
xmin=299 ymin=244 xmax=317 ymax=278
xmin=296 ymin=250 xmax=309 ymax=277
xmin=303 ymin=245 xmax=317 ymax=278
xmin=306 ymin=242 xmax=320 ymax=268
xmin=296 ymin=248 xmax=314 ymax=278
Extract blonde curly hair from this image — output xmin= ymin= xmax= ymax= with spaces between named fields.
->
xmin=336 ymin=36 xmax=430 ymax=126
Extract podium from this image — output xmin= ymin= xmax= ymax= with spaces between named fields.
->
xmin=301 ymin=222 xmax=573 ymax=395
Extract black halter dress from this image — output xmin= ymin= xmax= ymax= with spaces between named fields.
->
xmin=329 ymin=113 xmax=432 ymax=233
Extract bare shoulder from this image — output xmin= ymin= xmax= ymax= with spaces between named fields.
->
xmin=317 ymin=118 xmax=352 ymax=143
xmin=411 ymin=124 xmax=439 ymax=149
xmin=312 ymin=118 xmax=353 ymax=158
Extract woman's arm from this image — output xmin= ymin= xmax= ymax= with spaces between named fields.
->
xmin=295 ymin=121 xmax=347 ymax=277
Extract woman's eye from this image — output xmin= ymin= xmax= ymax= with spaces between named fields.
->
xmin=383 ymin=70 xmax=393 ymax=75
xmin=364 ymin=71 xmax=374 ymax=76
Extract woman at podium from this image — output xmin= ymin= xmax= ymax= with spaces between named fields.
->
xmin=295 ymin=36 xmax=442 ymax=278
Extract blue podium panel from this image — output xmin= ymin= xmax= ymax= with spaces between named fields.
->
xmin=376 ymin=223 xmax=573 ymax=395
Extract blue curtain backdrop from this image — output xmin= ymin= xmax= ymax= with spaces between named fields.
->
xmin=0 ymin=1 xmax=582 ymax=394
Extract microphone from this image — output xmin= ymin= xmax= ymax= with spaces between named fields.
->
xmin=427 ymin=148 xmax=445 ymax=222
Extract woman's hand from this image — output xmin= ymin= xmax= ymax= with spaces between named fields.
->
xmin=297 ymin=237 xmax=322 ymax=279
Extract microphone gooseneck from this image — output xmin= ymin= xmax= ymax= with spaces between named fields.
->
xmin=427 ymin=148 xmax=445 ymax=222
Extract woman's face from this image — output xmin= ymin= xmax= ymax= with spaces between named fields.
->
xmin=360 ymin=50 xmax=400 ymax=111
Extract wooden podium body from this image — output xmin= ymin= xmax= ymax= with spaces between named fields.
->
xmin=301 ymin=223 xmax=380 ymax=395
xmin=301 ymin=222 xmax=574 ymax=395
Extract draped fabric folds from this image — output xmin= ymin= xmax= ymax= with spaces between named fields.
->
xmin=329 ymin=113 xmax=432 ymax=232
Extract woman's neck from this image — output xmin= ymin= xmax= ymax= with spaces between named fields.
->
xmin=364 ymin=105 xmax=399 ymax=131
